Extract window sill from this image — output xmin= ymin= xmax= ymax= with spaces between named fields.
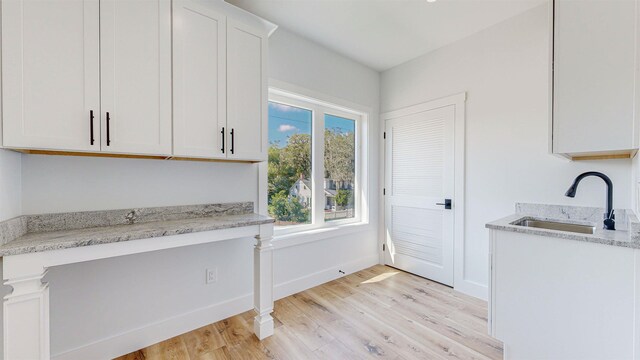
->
xmin=272 ymin=221 xmax=373 ymax=250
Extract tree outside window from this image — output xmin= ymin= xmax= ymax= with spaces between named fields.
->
xmin=267 ymin=102 xmax=312 ymax=226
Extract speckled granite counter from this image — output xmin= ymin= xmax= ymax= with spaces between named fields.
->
xmin=0 ymin=202 xmax=274 ymax=256
xmin=486 ymin=203 xmax=640 ymax=249
xmin=0 ymin=203 xmax=277 ymax=357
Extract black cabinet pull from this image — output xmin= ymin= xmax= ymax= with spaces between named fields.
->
xmin=89 ymin=110 xmax=95 ymax=145
xmin=230 ymin=128 xmax=235 ymax=154
xmin=221 ymin=127 xmax=225 ymax=153
xmin=106 ymin=112 xmax=111 ymax=146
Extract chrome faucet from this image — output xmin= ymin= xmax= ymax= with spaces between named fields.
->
xmin=565 ymin=171 xmax=615 ymax=230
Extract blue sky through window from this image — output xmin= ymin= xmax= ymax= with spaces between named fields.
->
xmin=325 ymin=114 xmax=355 ymax=134
xmin=268 ymin=102 xmax=311 ymax=146
xmin=268 ymin=102 xmax=355 ymax=147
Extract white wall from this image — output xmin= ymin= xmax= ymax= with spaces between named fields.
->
xmin=381 ymin=4 xmax=632 ymax=297
xmin=21 ymin=155 xmax=257 ymax=214
xmin=267 ymin=27 xmax=381 ymax=284
xmin=0 ymin=149 xmax=20 ymax=221
xmin=5 ymin=27 xmax=380 ymax=358
xmin=269 ymin=28 xmax=379 ymax=112
xmin=634 ymin=155 xmax=639 ymax=215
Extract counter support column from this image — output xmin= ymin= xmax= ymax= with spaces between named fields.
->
xmin=253 ymin=223 xmax=274 ymax=340
xmin=3 ymin=256 xmax=50 ymax=360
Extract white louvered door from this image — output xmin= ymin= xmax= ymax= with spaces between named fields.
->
xmin=384 ymin=105 xmax=455 ymax=286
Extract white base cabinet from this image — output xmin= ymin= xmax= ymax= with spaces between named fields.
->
xmin=489 ymin=230 xmax=640 ymax=359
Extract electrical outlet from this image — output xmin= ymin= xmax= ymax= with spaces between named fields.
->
xmin=206 ymin=268 xmax=218 ymax=284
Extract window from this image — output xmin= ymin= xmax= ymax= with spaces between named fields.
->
xmin=267 ymin=90 xmax=364 ymax=232
xmin=267 ymin=102 xmax=312 ymax=226
xmin=324 ymin=114 xmax=356 ymax=221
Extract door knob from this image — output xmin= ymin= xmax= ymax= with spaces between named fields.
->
xmin=436 ymin=199 xmax=452 ymax=210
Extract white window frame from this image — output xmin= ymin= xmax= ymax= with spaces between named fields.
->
xmin=268 ymin=87 xmax=368 ymax=237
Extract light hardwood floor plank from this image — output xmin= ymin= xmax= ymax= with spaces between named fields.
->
xmin=338 ymin=268 xmax=489 ymax=334
xmin=273 ymin=298 xmax=335 ymax=352
xmin=181 ymin=324 xmax=227 ymax=359
xmin=142 ymin=336 xmax=190 ymax=360
xmin=115 ymin=266 xmax=502 ymax=360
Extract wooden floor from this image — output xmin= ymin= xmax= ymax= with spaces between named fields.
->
xmin=116 ymin=265 xmax=502 ymax=360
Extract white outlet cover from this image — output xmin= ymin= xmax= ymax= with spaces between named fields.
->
xmin=206 ymin=268 xmax=218 ymax=284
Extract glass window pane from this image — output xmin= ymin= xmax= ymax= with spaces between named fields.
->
xmin=324 ymin=114 xmax=356 ymax=221
xmin=268 ymin=101 xmax=312 ymax=227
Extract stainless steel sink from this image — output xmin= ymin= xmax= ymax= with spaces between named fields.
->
xmin=512 ymin=219 xmax=596 ymax=234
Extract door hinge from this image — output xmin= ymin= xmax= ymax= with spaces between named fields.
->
xmin=383 ymin=132 xmax=386 ymax=139
xmin=383 ymin=188 xmax=386 ymax=195
xmin=382 ymin=243 xmax=386 ymax=251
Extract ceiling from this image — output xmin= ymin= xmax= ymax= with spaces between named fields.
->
xmin=226 ymin=0 xmax=546 ymax=71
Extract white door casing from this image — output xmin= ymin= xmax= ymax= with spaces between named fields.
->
xmin=383 ymin=93 xmax=465 ymax=289
xmin=100 ymin=0 xmax=172 ymax=156
xmin=172 ymin=0 xmax=227 ymax=158
xmin=1 ymin=0 xmax=100 ymax=151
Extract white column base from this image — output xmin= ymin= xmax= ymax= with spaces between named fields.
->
xmin=4 ymin=268 xmax=50 ymax=360
xmin=253 ymin=224 xmax=274 ymax=340
xmin=253 ymin=311 xmax=274 ymax=340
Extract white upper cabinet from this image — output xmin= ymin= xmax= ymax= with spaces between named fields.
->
xmin=227 ymin=19 xmax=268 ymax=161
xmin=553 ymin=0 xmax=639 ymax=159
xmin=173 ymin=0 xmax=227 ymax=158
xmin=1 ymin=0 xmax=270 ymax=161
xmin=1 ymin=0 xmax=100 ymax=151
xmin=100 ymin=0 xmax=172 ymax=156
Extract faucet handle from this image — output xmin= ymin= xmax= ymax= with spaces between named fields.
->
xmin=603 ymin=209 xmax=615 ymax=220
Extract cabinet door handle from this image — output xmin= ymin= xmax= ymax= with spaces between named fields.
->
xmin=221 ymin=127 xmax=225 ymax=153
xmin=106 ymin=112 xmax=111 ymax=146
xmin=89 ymin=110 xmax=95 ymax=145
xmin=230 ymin=128 xmax=235 ymax=154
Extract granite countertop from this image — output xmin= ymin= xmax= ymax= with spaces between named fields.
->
xmin=486 ymin=203 xmax=640 ymax=249
xmin=0 ymin=202 xmax=274 ymax=257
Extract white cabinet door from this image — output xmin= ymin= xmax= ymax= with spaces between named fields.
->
xmin=173 ymin=0 xmax=226 ymax=159
xmin=553 ymin=0 xmax=638 ymax=156
xmin=226 ymin=19 xmax=267 ymax=161
xmin=100 ymin=0 xmax=172 ymax=156
xmin=1 ymin=0 xmax=100 ymax=151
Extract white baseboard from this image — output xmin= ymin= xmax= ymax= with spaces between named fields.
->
xmin=53 ymin=255 xmax=378 ymax=360
xmin=455 ymin=278 xmax=488 ymax=301
xmin=274 ymin=254 xmax=379 ymax=300
xmin=53 ymin=293 xmax=254 ymax=360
